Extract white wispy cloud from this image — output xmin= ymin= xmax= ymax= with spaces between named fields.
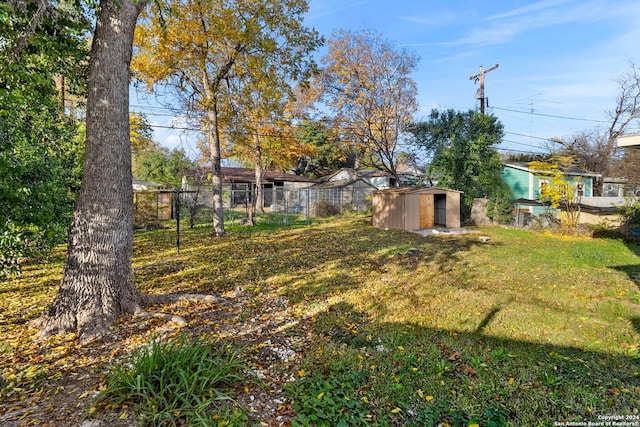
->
xmin=483 ymin=0 xmax=571 ymax=22
xmin=396 ymin=9 xmax=458 ymax=27
xmin=438 ymin=0 xmax=616 ymax=48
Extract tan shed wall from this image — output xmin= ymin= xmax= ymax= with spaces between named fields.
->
xmin=404 ymin=193 xmax=421 ymax=229
xmin=372 ymin=192 xmax=406 ymax=230
xmin=446 ymin=192 xmax=461 ymax=228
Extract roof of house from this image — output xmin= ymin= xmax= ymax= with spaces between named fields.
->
xmin=503 ymin=161 xmax=601 ymax=177
xmin=617 ymin=134 xmax=640 ymax=149
xmin=374 ymin=186 xmax=463 ymax=195
xmin=396 ymin=164 xmax=425 ymax=175
xmin=184 ymin=167 xmax=313 ymax=184
xmin=132 ymin=178 xmax=162 ymax=188
xmin=309 ymin=178 xmax=377 ymax=190
xmin=316 ymin=168 xmax=390 ymax=182
xmin=512 ymin=197 xmax=626 ymax=214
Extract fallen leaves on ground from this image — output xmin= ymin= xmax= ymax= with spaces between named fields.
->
xmin=0 ymin=282 xmax=315 ymax=426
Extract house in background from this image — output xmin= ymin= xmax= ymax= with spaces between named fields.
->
xmin=617 ymin=134 xmax=640 ymax=149
xmin=502 ymin=161 xmax=598 ymax=204
xmin=502 ymin=162 xmax=601 ymax=226
xmin=602 ymin=177 xmax=640 ymax=197
xmin=609 ymin=134 xmax=640 ymax=197
xmin=317 ymin=167 xmax=427 ymax=190
xmin=318 ymin=168 xmax=393 ymax=189
xmin=306 ymin=178 xmax=377 ymax=215
xmin=132 ymin=178 xmax=162 ymax=191
xmin=182 ymin=167 xmax=314 ymax=210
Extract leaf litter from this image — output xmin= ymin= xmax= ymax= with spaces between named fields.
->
xmin=0 ymin=279 xmax=315 ymax=426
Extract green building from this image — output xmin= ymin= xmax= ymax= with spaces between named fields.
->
xmin=501 ymin=161 xmax=600 ymax=223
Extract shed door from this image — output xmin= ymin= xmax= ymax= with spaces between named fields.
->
xmin=419 ymin=194 xmax=434 ymax=229
xmin=434 ymin=194 xmax=446 ymax=226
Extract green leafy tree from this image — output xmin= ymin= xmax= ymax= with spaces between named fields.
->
xmin=136 ymin=147 xmax=193 ymax=188
xmin=130 ymin=112 xmax=159 ymax=176
xmin=0 ymin=0 xmax=88 ymax=276
xmin=409 ymin=109 xmax=510 ymax=220
xmin=294 ymin=120 xmax=356 ymax=178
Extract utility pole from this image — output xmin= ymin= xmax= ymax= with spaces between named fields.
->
xmin=470 ymin=63 xmax=499 ymax=114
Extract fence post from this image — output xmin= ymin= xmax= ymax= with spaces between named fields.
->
xmin=306 ymin=188 xmax=310 ymax=225
xmin=175 ymin=189 xmax=180 ymax=254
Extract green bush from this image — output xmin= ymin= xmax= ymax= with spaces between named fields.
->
xmin=94 ymin=334 xmax=247 ymax=426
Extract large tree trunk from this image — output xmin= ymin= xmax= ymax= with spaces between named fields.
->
xmin=206 ymin=103 xmax=225 ymax=237
xmin=35 ymin=0 xmax=148 ymax=343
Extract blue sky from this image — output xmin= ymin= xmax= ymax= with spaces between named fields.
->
xmin=132 ymin=0 xmax=640 ymax=160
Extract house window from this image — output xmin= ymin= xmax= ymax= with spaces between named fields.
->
xmin=557 ymin=183 xmax=569 ymax=198
xmin=538 ymin=180 xmax=549 ymax=198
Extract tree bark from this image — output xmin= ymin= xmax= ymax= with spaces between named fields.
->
xmin=206 ymin=103 xmax=226 ymax=237
xmin=253 ymin=141 xmax=265 ymax=215
xmin=35 ymin=0 xmax=148 ymax=343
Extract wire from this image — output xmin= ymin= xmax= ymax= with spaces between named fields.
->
xmin=504 ymin=131 xmax=551 ymax=141
xmin=492 ymin=106 xmax=609 ymax=124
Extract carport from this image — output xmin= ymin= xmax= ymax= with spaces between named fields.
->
xmin=372 ymin=187 xmax=462 ymax=231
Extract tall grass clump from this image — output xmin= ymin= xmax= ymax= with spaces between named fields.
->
xmin=94 ymin=334 xmax=247 ymax=426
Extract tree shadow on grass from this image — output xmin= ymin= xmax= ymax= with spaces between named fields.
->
xmin=274 ymin=227 xmax=487 ymax=305
xmin=611 ymin=264 xmax=640 ymax=288
xmin=303 ymin=301 xmax=639 ymax=426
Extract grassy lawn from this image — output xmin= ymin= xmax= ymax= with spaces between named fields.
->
xmin=1 ymin=216 xmax=639 ymax=426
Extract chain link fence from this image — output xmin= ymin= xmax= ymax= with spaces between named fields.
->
xmin=133 ymin=185 xmax=374 ymax=229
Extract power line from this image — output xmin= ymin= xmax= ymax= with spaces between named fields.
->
xmin=497 ymin=146 xmax=540 ymax=155
xmin=504 ymin=131 xmax=552 ymax=142
xmin=501 ymin=138 xmax=546 ymax=149
xmin=492 ymin=106 xmax=609 ymax=124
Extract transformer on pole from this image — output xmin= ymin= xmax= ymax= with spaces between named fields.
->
xmin=470 ymin=63 xmax=499 ymax=114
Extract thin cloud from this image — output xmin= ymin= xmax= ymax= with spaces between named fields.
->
xmin=483 ymin=0 xmax=571 ymax=21
xmin=396 ymin=11 xmax=456 ymax=26
xmin=425 ymin=0 xmax=617 ymax=48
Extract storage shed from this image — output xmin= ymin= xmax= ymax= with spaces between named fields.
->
xmin=372 ymin=187 xmax=462 ymax=231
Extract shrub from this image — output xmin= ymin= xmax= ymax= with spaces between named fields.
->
xmin=314 ymin=201 xmax=340 ymax=217
xmin=94 ymin=334 xmax=247 ymax=426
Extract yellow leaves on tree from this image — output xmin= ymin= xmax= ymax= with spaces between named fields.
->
xmin=132 ymin=0 xmax=322 ymax=234
xmin=319 ymin=29 xmax=419 ymax=183
xmin=530 ymin=155 xmax=584 ymax=232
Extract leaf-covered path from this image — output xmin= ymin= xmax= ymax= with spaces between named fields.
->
xmin=1 ymin=282 xmax=314 ymax=426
